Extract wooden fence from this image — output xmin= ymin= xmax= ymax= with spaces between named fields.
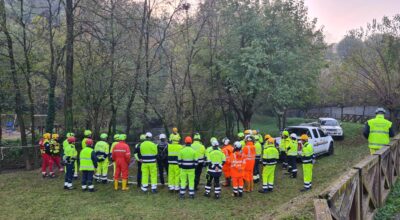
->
xmin=314 ymin=134 xmax=400 ymax=220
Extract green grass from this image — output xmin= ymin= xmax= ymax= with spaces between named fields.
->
xmin=0 ymin=117 xmax=370 ymax=219
xmin=375 ymin=180 xmax=400 ymax=220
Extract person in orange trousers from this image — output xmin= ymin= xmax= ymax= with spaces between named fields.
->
xmin=222 ymin=138 xmax=234 ymax=187
xmin=112 ymin=134 xmax=131 ymax=191
xmin=242 ymin=135 xmax=256 ymax=192
xmin=230 ymin=141 xmax=246 ymax=197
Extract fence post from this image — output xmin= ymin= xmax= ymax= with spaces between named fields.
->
xmin=314 ymin=199 xmax=333 ymax=220
xmin=374 ymin=147 xmax=392 ymax=206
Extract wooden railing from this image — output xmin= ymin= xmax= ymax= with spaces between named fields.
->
xmin=314 ymin=134 xmax=400 ymax=220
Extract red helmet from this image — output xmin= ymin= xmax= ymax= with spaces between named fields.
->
xmin=85 ymin=138 xmax=94 ymax=147
xmin=184 ymin=136 xmax=192 ymax=144
xmin=67 ymin=137 xmax=76 ymax=144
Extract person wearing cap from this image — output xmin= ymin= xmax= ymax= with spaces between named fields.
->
xmin=167 ymin=134 xmax=183 ymax=192
xmin=94 ymin=133 xmax=110 ymax=184
xmin=300 ymin=134 xmax=314 ymax=192
xmin=221 ymin=137 xmax=234 ymax=187
xmin=178 ymin=136 xmax=198 ymax=199
xmin=39 ymin=133 xmax=53 ymax=178
xmin=231 ymin=141 xmax=246 ymax=197
xmin=259 ymin=138 xmax=279 ymax=193
xmin=204 ymin=140 xmax=226 ymax=199
xmin=253 ymin=134 xmax=263 ymax=183
xmin=363 ymin=108 xmax=394 ymax=155
xmin=134 ymin=134 xmax=146 ymax=188
xmin=82 ymin=130 xmax=92 ymax=149
xmin=63 ymin=132 xmax=78 ymax=179
xmin=50 ymin=133 xmax=63 ymax=172
xmin=157 ymin=134 xmax=169 ymax=185
xmin=287 ymin=133 xmax=299 ymax=178
xmin=79 ymin=138 xmax=98 ymax=192
xmin=110 ymin=134 xmax=120 ymax=178
xmin=138 ymin=132 xmax=158 ymax=193
xmin=112 ymin=134 xmax=131 ymax=191
xmin=63 ymin=136 xmax=77 ymax=190
xmin=243 ymin=135 xmax=256 ymax=192
xmin=191 ymin=132 xmax=205 ymax=190
xmin=169 ymin=127 xmax=181 ymax=143
xmin=279 ymin=130 xmax=290 ymax=169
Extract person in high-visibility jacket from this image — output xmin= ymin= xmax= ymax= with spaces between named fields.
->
xmin=205 ymin=137 xmax=220 ymax=159
xmin=110 ymin=134 xmax=120 ymax=178
xmin=39 ymin=133 xmax=53 ymax=178
xmin=81 ymin=130 xmax=92 ymax=149
xmin=167 ymin=134 xmax=183 ymax=192
xmin=50 ymin=134 xmax=63 ymax=172
xmin=178 ymin=136 xmax=198 ymax=199
xmin=169 ymin=127 xmax=181 ymax=143
xmin=63 ymin=132 xmax=78 ymax=178
xmin=191 ymin=132 xmax=205 ymax=190
xmin=94 ymin=133 xmax=110 ymax=184
xmin=253 ymin=134 xmax=263 ymax=183
xmin=63 ymin=137 xmax=77 ymax=190
xmin=279 ymin=130 xmax=290 ymax=169
xmin=157 ymin=134 xmax=168 ymax=185
xmin=238 ymin=132 xmax=245 ymax=147
xmin=79 ymin=139 xmax=97 ymax=192
xmin=134 ymin=134 xmax=146 ymax=188
xmin=138 ymin=132 xmax=158 ymax=193
xmin=112 ymin=134 xmax=131 ymax=191
xmin=259 ymin=138 xmax=279 ymax=193
xmin=287 ymin=133 xmax=299 ymax=178
xmin=221 ymin=137 xmax=234 ymax=187
xmin=363 ymin=108 xmax=394 ymax=154
xmin=231 ymin=141 xmax=246 ymax=197
xmin=204 ymin=140 xmax=226 ymax=199
xmin=300 ymin=134 xmax=315 ymax=192
xmin=243 ymin=135 xmax=256 ymax=192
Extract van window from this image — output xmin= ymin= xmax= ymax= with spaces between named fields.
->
xmin=318 ymin=129 xmax=327 ymax=137
xmin=312 ymin=129 xmax=319 ymax=138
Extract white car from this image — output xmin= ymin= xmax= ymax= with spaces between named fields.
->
xmin=318 ymin=118 xmax=344 ymax=140
xmin=276 ymin=126 xmax=334 ymax=156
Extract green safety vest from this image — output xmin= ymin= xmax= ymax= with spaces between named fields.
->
xmin=368 ymin=114 xmax=392 ymax=150
xmin=80 ymin=148 xmax=95 ymax=171
xmin=301 ymin=142 xmax=314 ymax=164
xmin=279 ymin=137 xmax=291 ymax=152
xmin=140 ymin=140 xmax=158 ymax=163
xmin=169 ymin=133 xmax=181 ymax=142
xmin=262 ymin=144 xmax=279 ymax=165
xmin=63 ymin=143 xmax=77 ymax=161
xmin=94 ymin=140 xmax=110 ymax=160
xmin=255 ymin=142 xmax=263 ymax=158
xmin=178 ymin=146 xmax=198 ymax=169
xmin=287 ymin=139 xmax=299 ymax=156
xmin=62 ymin=139 xmax=69 ymax=151
xmin=191 ymin=141 xmax=206 ymax=162
xmin=168 ymin=143 xmax=183 ymax=164
xmin=207 ymin=148 xmax=226 ymax=172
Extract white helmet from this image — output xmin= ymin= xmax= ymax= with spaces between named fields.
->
xmin=159 ymin=134 xmax=166 ymax=140
xmin=211 ymin=140 xmax=219 ymax=147
xmin=375 ymin=108 xmax=386 ymax=114
xmin=233 ymin=141 xmax=242 ymax=149
xmin=145 ymin=132 xmax=153 ymax=138
xmin=290 ymin=133 xmax=297 ymax=139
xmin=222 ymin=137 xmax=230 ymax=145
xmin=245 ymin=135 xmax=254 ymax=142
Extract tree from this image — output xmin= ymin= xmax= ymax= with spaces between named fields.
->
xmin=64 ymin=0 xmax=75 ymax=133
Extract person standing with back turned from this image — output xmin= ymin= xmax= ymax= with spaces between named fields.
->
xmin=363 ymin=108 xmax=394 ymax=155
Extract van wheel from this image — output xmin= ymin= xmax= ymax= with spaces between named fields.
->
xmin=328 ymin=142 xmax=334 ymax=155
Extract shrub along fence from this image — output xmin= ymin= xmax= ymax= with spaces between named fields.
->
xmin=314 ymin=134 xmax=400 ymax=220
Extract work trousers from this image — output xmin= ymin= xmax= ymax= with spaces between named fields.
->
xmin=64 ymin=163 xmax=74 ymax=187
xmin=141 ymin=163 xmax=157 ymax=192
xmin=262 ymin=165 xmax=276 ymax=190
xmin=205 ymin=171 xmax=221 ymax=195
xmin=168 ymin=164 xmax=180 ymax=191
xmin=180 ymin=168 xmax=195 ymax=196
xmin=303 ymin=163 xmax=313 ymax=189
xmin=81 ymin=171 xmax=94 ymax=190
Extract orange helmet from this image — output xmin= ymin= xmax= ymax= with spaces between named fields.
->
xmin=267 ymin=138 xmax=275 ymax=144
xmin=184 ymin=136 xmax=192 ymax=144
xmin=264 ymin=134 xmax=272 ymax=140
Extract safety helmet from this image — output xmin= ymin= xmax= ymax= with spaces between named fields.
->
xmin=267 ymin=138 xmax=275 ymax=144
xmin=66 ymin=132 xmax=75 ymax=138
xmin=184 ymin=136 xmax=193 ymax=144
xmin=139 ymin=134 xmax=146 ymax=141
xmin=51 ymin=134 xmax=59 ymax=140
xmin=244 ymin=130 xmax=251 ymax=135
xmin=114 ymin=134 xmax=120 ymax=141
xmin=300 ymin=134 xmax=309 ymax=141
xmin=375 ymin=108 xmax=386 ymax=115
xmin=233 ymin=141 xmax=242 ymax=150
xmin=100 ymin=133 xmax=108 ymax=140
xmin=282 ymin=130 xmax=289 ymax=137
xmin=237 ymin=132 xmax=244 ymax=138
xmin=159 ymin=134 xmax=167 ymax=140
xmin=222 ymin=137 xmax=230 ymax=145
xmin=264 ymin=134 xmax=272 ymax=140
xmin=119 ymin=134 xmax=127 ymax=141
xmin=245 ymin=135 xmax=254 ymax=142
xmin=67 ymin=137 xmax=76 ymax=144
xmin=252 ymin=130 xmax=258 ymax=135
xmin=145 ymin=132 xmax=153 ymax=138
xmin=172 ymin=127 xmax=178 ymax=133
xmin=290 ymin=133 xmax=297 ymax=139
xmin=43 ymin=133 xmax=51 ymax=139
xmin=85 ymin=138 xmax=94 ymax=147
xmin=193 ymin=133 xmax=201 ymax=140
xmin=253 ymin=134 xmax=260 ymax=142
xmin=210 ymin=137 xmax=217 ymax=143
xmin=211 ymin=140 xmax=219 ymax=147
xmin=84 ymin=130 xmax=92 ymax=137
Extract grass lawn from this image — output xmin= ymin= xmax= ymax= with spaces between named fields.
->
xmin=375 ymin=180 xmax=400 ymax=220
xmin=0 ymin=117 xmax=369 ymax=219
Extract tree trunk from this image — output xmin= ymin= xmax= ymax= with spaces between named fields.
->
xmin=64 ymin=0 xmax=74 ymax=133
xmin=125 ymin=88 xmax=137 ymax=135
xmin=282 ymin=108 xmax=288 ymax=130
xmin=46 ymin=78 xmax=57 ymax=132
xmin=0 ymin=0 xmax=30 ymax=169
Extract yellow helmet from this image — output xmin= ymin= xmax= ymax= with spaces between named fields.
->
xmin=244 ymin=130 xmax=251 ymax=135
xmin=51 ymin=134 xmax=59 ymax=140
xmin=43 ymin=133 xmax=51 ymax=139
xmin=252 ymin=130 xmax=258 ymax=135
xmin=300 ymin=134 xmax=309 ymax=141
xmin=172 ymin=127 xmax=178 ymax=133
xmin=267 ymin=138 xmax=275 ymax=144
xmin=264 ymin=134 xmax=272 ymax=140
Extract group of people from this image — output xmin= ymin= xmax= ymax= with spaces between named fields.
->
xmin=39 ymin=127 xmax=316 ymax=198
